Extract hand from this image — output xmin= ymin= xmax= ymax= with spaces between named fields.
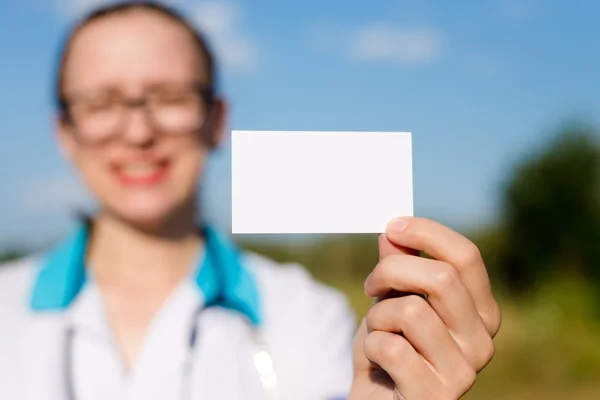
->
xmin=349 ymin=217 xmax=501 ymax=400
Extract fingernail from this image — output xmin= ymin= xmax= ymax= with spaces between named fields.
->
xmin=388 ymin=217 xmax=408 ymax=234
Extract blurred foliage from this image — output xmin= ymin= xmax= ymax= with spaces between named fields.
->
xmin=0 ymin=249 xmax=25 ymax=264
xmin=240 ymin=234 xmax=379 ymax=283
xmin=498 ymin=124 xmax=600 ymax=294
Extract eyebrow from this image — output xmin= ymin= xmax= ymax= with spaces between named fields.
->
xmin=63 ymin=86 xmax=121 ymax=103
xmin=64 ymin=79 xmax=213 ymax=102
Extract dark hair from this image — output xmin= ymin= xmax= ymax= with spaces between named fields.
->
xmin=54 ymin=1 xmax=217 ymax=115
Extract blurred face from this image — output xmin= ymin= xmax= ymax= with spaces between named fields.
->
xmin=58 ymin=11 xmax=224 ymax=229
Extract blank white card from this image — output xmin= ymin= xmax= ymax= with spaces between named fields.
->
xmin=231 ymin=131 xmax=413 ymax=234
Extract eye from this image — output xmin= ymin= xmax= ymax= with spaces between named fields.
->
xmin=73 ymin=93 xmax=120 ymax=115
xmin=156 ymin=90 xmax=197 ymax=106
xmin=85 ymin=99 xmax=116 ymax=111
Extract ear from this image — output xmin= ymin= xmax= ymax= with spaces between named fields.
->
xmin=207 ymin=98 xmax=228 ymax=149
xmin=55 ymin=114 xmax=77 ymax=164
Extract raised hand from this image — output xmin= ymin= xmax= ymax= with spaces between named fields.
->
xmin=350 ymin=217 xmax=501 ymax=400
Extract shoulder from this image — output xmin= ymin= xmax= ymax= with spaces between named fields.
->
xmin=0 ymin=257 xmax=40 ymax=400
xmin=0 ymin=255 xmax=41 ymax=316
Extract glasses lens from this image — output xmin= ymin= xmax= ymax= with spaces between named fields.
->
xmin=151 ymin=90 xmax=207 ymax=133
xmin=70 ymin=100 xmax=121 ymax=142
xmin=66 ymin=86 xmax=211 ymax=141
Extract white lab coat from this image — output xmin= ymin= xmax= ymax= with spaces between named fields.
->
xmin=0 ymin=224 xmax=356 ymax=400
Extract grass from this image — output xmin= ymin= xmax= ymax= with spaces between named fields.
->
xmin=324 ymin=276 xmax=600 ymax=400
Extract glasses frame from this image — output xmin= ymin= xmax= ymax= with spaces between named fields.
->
xmin=58 ymin=84 xmax=217 ymax=144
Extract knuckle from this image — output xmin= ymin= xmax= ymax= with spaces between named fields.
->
xmin=478 ymin=336 xmax=496 ymax=369
xmin=457 ymin=241 xmax=482 ymax=267
xmin=371 ymin=258 xmax=391 ymax=282
xmin=377 ymin=255 xmax=403 ymax=276
xmin=454 ymin=363 xmax=477 ymax=395
xmin=365 ymin=303 xmax=384 ymax=332
xmin=430 ymin=264 xmax=460 ymax=295
xmin=491 ymin=304 xmax=503 ymax=337
xmin=372 ymin=255 xmax=407 ymax=291
xmin=363 ymin=331 xmax=411 ymax=366
xmin=362 ymin=331 xmax=380 ymax=360
xmin=364 ymin=310 xmax=375 ymax=333
xmin=381 ymin=335 xmax=411 ymax=365
xmin=377 ymin=257 xmax=394 ymax=277
xmin=482 ymin=303 xmax=503 ymax=337
xmin=399 ymin=295 xmax=429 ymax=321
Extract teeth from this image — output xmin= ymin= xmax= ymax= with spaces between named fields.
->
xmin=120 ymin=163 xmax=161 ymax=177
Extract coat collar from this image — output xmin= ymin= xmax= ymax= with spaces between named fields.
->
xmin=28 ymin=221 xmax=261 ymax=326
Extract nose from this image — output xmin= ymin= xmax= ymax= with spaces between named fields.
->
xmin=122 ymin=103 xmax=156 ymax=147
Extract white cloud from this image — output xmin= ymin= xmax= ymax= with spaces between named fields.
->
xmin=190 ymin=1 xmax=257 ymax=72
xmin=55 ymin=0 xmax=258 ymax=72
xmin=349 ymin=23 xmax=442 ymax=65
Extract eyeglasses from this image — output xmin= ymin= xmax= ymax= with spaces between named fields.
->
xmin=61 ymin=84 xmax=215 ymax=144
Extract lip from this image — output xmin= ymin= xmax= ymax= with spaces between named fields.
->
xmin=111 ymin=159 xmax=170 ymax=187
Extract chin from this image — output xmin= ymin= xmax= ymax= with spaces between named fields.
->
xmin=108 ymin=197 xmax=192 ymax=232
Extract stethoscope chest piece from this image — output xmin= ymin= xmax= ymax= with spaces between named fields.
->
xmin=252 ymin=330 xmax=278 ymax=399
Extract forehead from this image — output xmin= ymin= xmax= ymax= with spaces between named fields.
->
xmin=63 ymin=10 xmax=206 ymax=93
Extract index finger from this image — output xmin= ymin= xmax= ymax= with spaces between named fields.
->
xmin=378 ymin=233 xmax=418 ymax=259
xmin=384 ymin=217 xmax=501 ymax=336
xmin=375 ymin=234 xmax=419 ymax=302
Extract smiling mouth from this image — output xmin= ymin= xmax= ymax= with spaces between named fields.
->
xmin=112 ymin=160 xmax=170 ymax=186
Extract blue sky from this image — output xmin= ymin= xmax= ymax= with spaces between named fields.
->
xmin=1 ymin=0 xmax=600 ymax=248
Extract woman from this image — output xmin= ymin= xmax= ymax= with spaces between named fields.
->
xmin=0 ymin=2 xmax=501 ymax=400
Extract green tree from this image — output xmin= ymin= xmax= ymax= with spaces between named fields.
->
xmin=499 ymin=124 xmax=600 ymax=292
xmin=0 ymin=249 xmax=25 ymax=264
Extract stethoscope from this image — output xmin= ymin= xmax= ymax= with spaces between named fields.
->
xmin=63 ymin=305 xmax=278 ymax=400
xmin=61 ymin=225 xmax=278 ymax=400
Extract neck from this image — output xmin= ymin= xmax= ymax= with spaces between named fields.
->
xmin=87 ymin=209 xmax=203 ymax=287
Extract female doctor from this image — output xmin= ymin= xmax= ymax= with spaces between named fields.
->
xmin=0 ymin=2 xmax=501 ymax=400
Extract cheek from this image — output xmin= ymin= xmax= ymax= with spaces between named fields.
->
xmin=67 ymin=137 xmax=211 ymax=222
xmin=171 ymin=144 xmax=208 ymax=194
xmin=73 ymin=149 xmax=113 ymax=194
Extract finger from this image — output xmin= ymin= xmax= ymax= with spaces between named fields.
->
xmin=365 ymin=255 xmax=495 ymax=370
xmin=385 ymin=217 xmax=501 ymax=336
xmin=375 ymin=234 xmax=419 ymax=302
xmin=363 ymin=330 xmax=442 ymax=400
xmin=366 ymin=295 xmax=478 ymax=381
xmin=378 ymin=233 xmax=417 ymax=260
